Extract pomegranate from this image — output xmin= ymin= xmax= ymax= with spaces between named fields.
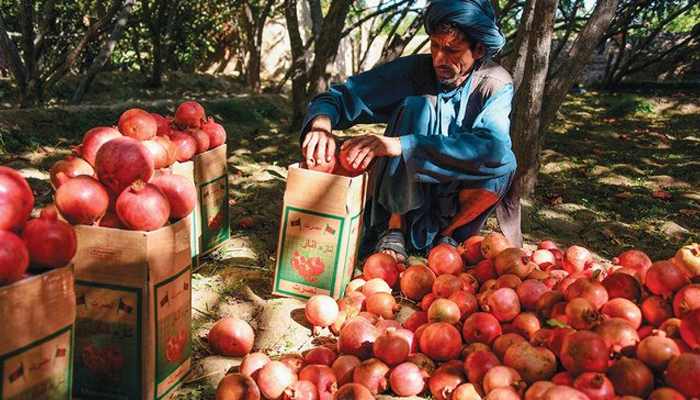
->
xmin=365 ymin=292 xmax=399 ymax=319
xmin=672 ymin=283 xmax=700 ymax=317
xmin=240 ymin=352 xmax=271 ymax=380
xmin=403 ymin=310 xmax=428 ymax=332
xmin=601 ymin=298 xmax=642 ymax=328
xmin=406 ymin=353 xmax=436 ymax=376
xmin=481 ymin=232 xmax=510 ymax=259
xmin=389 ymin=362 xmax=426 ymax=396
xmin=648 ymin=388 xmax=687 ymax=400
xmin=419 ymin=322 xmax=462 ymax=361
xmin=118 ymin=108 xmax=157 ymax=140
xmin=49 ymin=156 xmax=95 ymax=189
xmin=645 ymin=260 xmax=689 ymax=296
xmin=400 ymin=264 xmax=436 ymax=301
xmin=95 ymin=137 xmax=154 ymax=194
xmin=602 ymin=272 xmax=642 ymax=302
xmin=299 ymin=365 xmax=337 ymax=400
xmin=145 ymin=139 xmax=172 ymax=169
xmin=565 ymin=297 xmax=601 ymax=330
xmin=503 ymin=341 xmax=557 ymax=384
xmin=642 ymin=295 xmax=673 ymax=326
xmin=541 ymin=385 xmax=590 ymax=400
xmin=535 ymin=291 xmax=566 ymax=320
xmin=174 ymin=100 xmax=206 ymax=128
xmin=99 ymin=212 xmax=124 ymax=229
xmin=462 ymin=312 xmax=502 ymax=344
xmin=0 ymin=230 xmax=30 ymax=285
xmin=337 ymin=320 xmax=379 ymax=360
xmin=493 ymin=333 xmax=526 ymax=360
xmin=680 ymin=307 xmax=700 ymax=348
xmin=55 ymin=175 xmax=110 ymax=225
xmin=338 ymin=147 xmax=366 ymax=175
xmin=202 ymin=117 xmax=227 ymax=148
xmin=372 ymin=328 xmax=409 ymax=366
xmin=187 ymin=128 xmax=210 ymax=154
xmin=151 ymin=113 xmax=172 ymax=137
xmin=464 ymin=350 xmax=500 ymax=384
xmin=78 ymin=126 xmax=122 ymax=166
xmin=494 ymin=274 xmax=522 ymax=290
xmin=151 ymin=174 xmax=197 ymax=219
xmin=448 ymin=290 xmax=479 ymax=321
xmin=517 ymin=279 xmax=548 ymax=311
xmin=461 ymin=235 xmax=485 ymax=265
xmin=305 ymin=295 xmax=339 ymax=335
xmin=331 ymin=355 xmax=360 ymax=386
xmin=525 ymin=381 xmax=555 ymax=400
xmin=374 ymin=319 xmax=401 ymax=333
xmin=153 ymin=136 xmax=179 ymax=166
xmin=304 ymin=346 xmax=337 ymax=367
xmin=284 ymin=380 xmax=318 ymax=400
xmin=485 ymin=287 xmax=521 ymax=322
xmin=361 ymin=278 xmax=391 ymax=297
xmin=429 ymin=363 xmax=465 ymax=400
xmin=560 ymin=330 xmax=609 ymax=375
xmin=511 ymin=312 xmax=541 ymax=339
xmin=613 ymin=250 xmax=652 ymax=281
xmin=170 ymin=131 xmax=198 ymax=162
xmin=428 ymin=243 xmax=466 ymax=276
xmin=363 ymin=253 xmax=399 ymax=287
xmin=636 ymin=333 xmax=680 ymax=370
xmin=0 ymin=166 xmax=34 ymax=232
xmin=484 ymin=388 xmax=520 ymax=400
xmin=562 ymin=245 xmax=593 ymax=274
xmin=572 ymin=373 xmax=614 ymax=400
xmin=280 ymin=354 xmax=305 ymax=375
xmin=332 ymin=383 xmax=373 ymax=400
xmin=531 ymin=249 xmax=557 ymax=269
xmin=675 ymin=243 xmax=700 ymax=278
xmin=428 ymin=298 xmax=462 ymax=324
xmin=607 ymin=358 xmax=653 ymax=398
xmin=433 ymin=274 xmax=464 ymax=298
xmin=21 ymin=206 xmax=76 ymax=269
xmin=665 ymin=353 xmax=700 ymax=397
xmin=116 ymin=181 xmax=170 ymax=231
xmin=216 ymin=373 xmax=261 ymax=400
xmin=344 ymin=278 xmax=366 ymax=294
xmin=257 ymin=361 xmax=298 ymax=400
xmin=495 ymin=247 xmax=534 ymax=278
xmin=208 ymin=318 xmax=255 ymax=357
xmin=470 ymin=259 xmax=497 ymax=284
xmin=566 ymin=278 xmax=608 ymax=310
xmin=594 ymin=317 xmax=640 ymax=355
xmin=352 ymin=358 xmax=389 ymax=395
xmin=482 ymin=366 xmax=523 ymax=395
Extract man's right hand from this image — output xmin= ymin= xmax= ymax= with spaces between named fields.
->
xmin=302 ymin=115 xmax=336 ymax=167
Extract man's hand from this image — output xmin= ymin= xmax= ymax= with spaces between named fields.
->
xmin=340 ymin=134 xmax=402 ymax=171
xmin=302 ymin=116 xmax=336 ymax=167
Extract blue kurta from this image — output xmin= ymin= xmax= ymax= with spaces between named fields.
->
xmin=302 ymin=54 xmax=516 ymax=251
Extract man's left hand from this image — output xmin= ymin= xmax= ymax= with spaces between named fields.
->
xmin=340 ymin=134 xmax=402 ymax=171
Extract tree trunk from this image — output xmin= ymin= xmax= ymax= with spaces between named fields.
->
xmin=498 ymin=0 xmax=559 ymax=247
xmin=0 ymin=13 xmax=27 ymax=95
xmin=306 ymin=0 xmax=354 ymax=97
xmin=540 ymin=0 xmax=621 ymax=133
xmin=285 ymin=0 xmax=308 ymax=129
xmin=72 ymin=0 xmax=135 ymax=104
xmin=505 ymin=0 xmax=535 ymax=90
xmin=376 ymin=12 xmax=422 ymax=66
xmin=307 ymin=0 xmax=323 ymax=42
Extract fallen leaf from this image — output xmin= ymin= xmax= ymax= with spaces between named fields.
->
xmin=618 ymin=134 xmax=630 ymax=140
xmin=592 ymin=149 xmax=604 ymax=155
xmin=653 ymin=190 xmax=673 ymax=199
xmin=545 ymin=192 xmax=563 ymax=206
xmin=679 ymin=209 xmax=698 ymax=217
xmin=614 ymin=192 xmax=632 ymax=199
xmin=602 ymin=118 xmax=617 ymax=123
xmin=671 ymin=92 xmax=685 ymax=98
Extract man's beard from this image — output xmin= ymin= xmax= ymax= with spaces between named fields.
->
xmin=435 ymin=67 xmax=460 ymax=88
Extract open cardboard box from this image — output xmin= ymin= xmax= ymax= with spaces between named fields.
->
xmin=273 ymin=164 xmax=367 ymax=300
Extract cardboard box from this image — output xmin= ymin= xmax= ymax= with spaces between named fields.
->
xmin=71 ymin=218 xmax=192 ymax=400
xmin=273 ymin=164 xmax=367 ymax=300
xmin=0 ymin=266 xmax=75 ymax=400
xmin=157 ymin=161 xmax=201 ymax=268
xmin=193 ymin=144 xmax=230 ymax=259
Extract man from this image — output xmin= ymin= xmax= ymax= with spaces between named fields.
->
xmin=300 ymin=0 xmax=516 ymax=263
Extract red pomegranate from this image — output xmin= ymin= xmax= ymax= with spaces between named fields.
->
xmin=363 ymin=253 xmax=399 ymax=287
xmin=338 ymin=147 xmax=366 ymax=175
xmin=352 ymin=358 xmax=389 ymax=395
xmin=118 ymin=108 xmax=157 ymax=140
xmin=305 ymin=295 xmax=339 ymax=335
xmin=481 ymin=232 xmax=510 ymax=259
xmin=332 ymin=383 xmax=374 ymax=400
xmin=95 ymin=137 xmax=154 ymax=194
xmin=503 ymin=341 xmax=557 ymax=384
xmin=560 ymin=330 xmax=609 ymax=376
xmin=304 ymin=346 xmax=337 ymax=367
xmin=0 ymin=230 xmax=30 ymax=285
xmin=216 ymin=373 xmax=261 ymax=400
xmin=400 ymin=264 xmax=436 ymax=301
xmin=613 ymin=250 xmax=652 ymax=281
xmin=151 ymin=174 xmax=197 ymax=219
xmin=607 ymin=358 xmax=654 ymax=398
xmin=332 ymin=355 xmax=360 ymax=386
xmin=562 ymin=245 xmax=593 ymax=274
xmin=78 ymin=126 xmax=122 ymax=166
xmin=187 ymin=128 xmax=210 ymax=154
xmin=462 ymin=312 xmax=502 ymax=344
xmin=433 ymin=274 xmax=464 ymax=298
xmin=174 ymin=101 xmax=206 ymax=128
xmin=645 ymin=260 xmax=689 ymax=296
xmin=49 ymin=156 xmax=95 ymax=189
xmin=142 ymin=140 xmax=170 ymax=169
xmin=240 ymin=352 xmax=271 ymax=380
xmin=284 ymin=380 xmax=318 ymax=400
xmin=115 ymin=181 xmax=170 ymax=231
xmin=208 ymin=318 xmax=255 ymax=357
xmin=637 ymin=333 xmax=680 ymax=370
xmin=430 ymin=363 xmax=465 ymax=400
xmin=0 ymin=166 xmax=34 ymax=232
xmin=55 ymin=175 xmax=110 ymax=225
xmin=460 ymin=236 xmax=485 ymax=265
xmin=21 ymin=206 xmax=76 ymax=269
xmin=495 ymin=247 xmax=534 ymax=278
xmin=257 ymin=361 xmax=298 ymax=400
xmin=428 ymin=243 xmax=466 ymax=276
xmin=389 ymin=362 xmax=426 ymax=397
xmin=170 ymin=131 xmax=198 ymax=162
xmin=419 ymin=322 xmax=463 ymax=361
xmin=299 ymin=365 xmax=337 ymax=400
xmin=202 ymin=117 xmax=227 ymax=148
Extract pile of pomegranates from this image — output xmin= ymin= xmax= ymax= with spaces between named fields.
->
xmin=50 ymin=101 xmax=224 ymax=231
xmin=0 ymin=166 xmax=77 ymax=287
xmin=215 ymin=233 xmax=700 ymax=400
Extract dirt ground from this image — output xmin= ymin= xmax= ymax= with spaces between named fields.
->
xmin=0 ymin=76 xmax=698 ymax=399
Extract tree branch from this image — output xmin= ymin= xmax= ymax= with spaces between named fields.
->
xmin=0 ymin=12 xmax=26 ymax=90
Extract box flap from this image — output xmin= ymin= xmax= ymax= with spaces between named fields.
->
xmin=147 ymin=217 xmax=192 ymax=283
xmin=285 ymin=164 xmax=366 ymax=215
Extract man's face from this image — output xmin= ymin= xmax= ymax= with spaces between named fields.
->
xmin=431 ymin=31 xmax=486 ymax=89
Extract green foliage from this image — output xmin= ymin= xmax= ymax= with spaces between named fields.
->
xmin=604 ymin=96 xmax=655 ymax=118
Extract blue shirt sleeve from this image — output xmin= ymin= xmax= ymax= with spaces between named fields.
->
xmin=301 ymin=56 xmax=430 ymax=135
xmin=400 ymin=83 xmax=516 ymax=184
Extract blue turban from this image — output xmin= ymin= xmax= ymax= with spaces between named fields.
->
xmin=424 ymin=0 xmax=506 ymax=57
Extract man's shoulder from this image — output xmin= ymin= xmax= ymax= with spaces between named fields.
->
xmin=474 ymin=60 xmax=514 ymax=89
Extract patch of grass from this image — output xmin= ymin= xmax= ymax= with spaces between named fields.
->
xmin=603 ymin=95 xmax=655 ymax=118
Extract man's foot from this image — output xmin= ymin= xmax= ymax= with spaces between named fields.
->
xmin=375 ymin=229 xmax=408 ymax=263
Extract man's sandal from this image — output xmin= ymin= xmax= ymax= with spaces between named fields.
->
xmin=375 ymin=228 xmax=409 ymax=264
